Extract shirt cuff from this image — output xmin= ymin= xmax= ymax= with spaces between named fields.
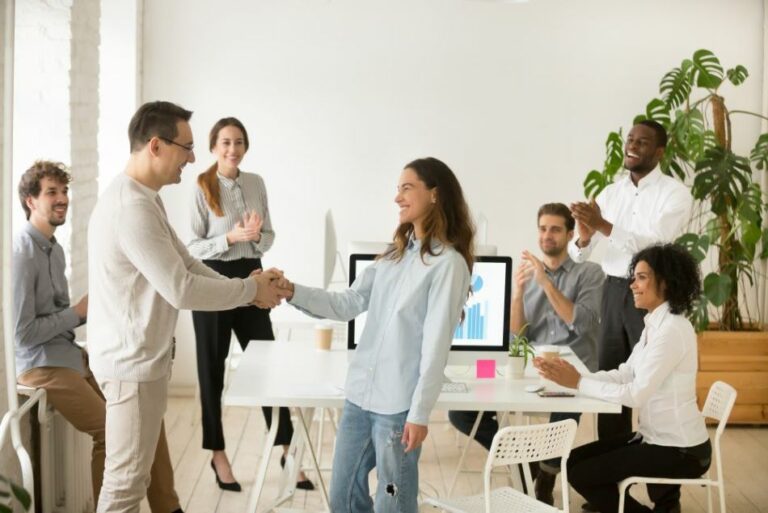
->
xmin=64 ymin=307 xmax=83 ymax=328
xmin=289 ymin=283 xmax=311 ymax=309
xmin=406 ymin=409 xmax=429 ymax=426
xmin=577 ymin=375 xmax=601 ymax=397
xmin=216 ymin=234 xmax=229 ymax=254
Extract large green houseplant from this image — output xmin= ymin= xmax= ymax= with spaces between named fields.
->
xmin=0 ymin=474 xmax=31 ymax=512
xmin=583 ymin=49 xmax=768 ymax=332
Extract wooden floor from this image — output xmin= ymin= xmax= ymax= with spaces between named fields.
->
xmin=140 ymin=396 xmax=768 ymax=513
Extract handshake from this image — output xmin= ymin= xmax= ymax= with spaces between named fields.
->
xmin=249 ymin=268 xmax=294 ymax=309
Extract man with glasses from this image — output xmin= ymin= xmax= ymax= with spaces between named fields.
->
xmin=87 ymin=101 xmax=286 ymax=512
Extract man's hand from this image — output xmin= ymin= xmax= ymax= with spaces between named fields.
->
xmin=521 ymin=250 xmax=548 ymax=287
xmin=513 ymin=258 xmax=533 ymax=297
xmin=570 ymin=200 xmax=609 ymax=236
xmin=73 ymin=294 xmax=88 ymax=322
xmin=533 ymin=356 xmax=581 ymax=389
xmin=251 ymin=268 xmax=285 ymax=308
xmin=401 ymin=422 xmax=428 ymax=453
xmin=574 ymin=218 xmax=596 ymax=248
xmin=227 ymin=211 xmax=262 ymax=245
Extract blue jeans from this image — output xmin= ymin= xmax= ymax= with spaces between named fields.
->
xmin=330 ymin=401 xmax=421 ymax=513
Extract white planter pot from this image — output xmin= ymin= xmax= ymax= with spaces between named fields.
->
xmin=506 ymin=356 xmax=526 ymax=380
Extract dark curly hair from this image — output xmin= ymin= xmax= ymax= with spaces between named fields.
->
xmin=629 ymin=244 xmax=701 ymax=315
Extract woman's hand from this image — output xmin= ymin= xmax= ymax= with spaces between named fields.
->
xmin=226 ymin=211 xmax=263 ymax=245
xmin=533 ymin=356 xmax=582 ymax=389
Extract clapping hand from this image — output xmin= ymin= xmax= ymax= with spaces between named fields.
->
xmin=514 ymin=257 xmax=533 ymax=296
xmin=521 ymin=250 xmax=549 ymax=287
xmin=227 ymin=211 xmax=263 ymax=245
xmin=570 ymin=200 xmax=605 ymax=235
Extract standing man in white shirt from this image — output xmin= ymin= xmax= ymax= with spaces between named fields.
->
xmin=568 ymin=120 xmax=692 ymax=443
xmin=88 ymin=101 xmax=285 ymax=513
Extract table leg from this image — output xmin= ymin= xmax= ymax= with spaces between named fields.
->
xmin=296 ymin=407 xmax=331 ymax=511
xmin=447 ymin=410 xmax=485 ymax=497
xmin=246 ymin=406 xmax=280 ymax=513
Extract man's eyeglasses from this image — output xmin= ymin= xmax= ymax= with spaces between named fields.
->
xmin=159 ymin=137 xmax=195 ymax=153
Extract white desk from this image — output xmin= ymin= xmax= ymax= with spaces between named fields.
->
xmin=225 ymin=340 xmax=621 ymax=512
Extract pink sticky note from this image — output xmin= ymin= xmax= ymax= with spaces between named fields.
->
xmin=476 ymin=359 xmax=496 ymax=379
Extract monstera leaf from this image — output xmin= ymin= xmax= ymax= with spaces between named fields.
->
xmin=750 ymin=133 xmax=768 ymax=170
xmin=703 ymin=272 xmax=733 ymax=307
xmin=660 ymin=59 xmax=693 ymax=109
xmin=726 ymin=65 xmax=748 ymax=86
xmin=0 ymin=475 xmax=31 ymax=513
xmin=691 ymin=49 xmax=723 ymax=89
xmin=692 ymin=147 xmax=751 ymax=215
xmin=676 ymin=233 xmax=710 ymax=263
xmin=644 ymin=98 xmax=671 ymax=127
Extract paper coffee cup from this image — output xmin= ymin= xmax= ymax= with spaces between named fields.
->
xmin=315 ymin=324 xmax=333 ymax=350
xmin=539 ymin=345 xmax=561 ymax=360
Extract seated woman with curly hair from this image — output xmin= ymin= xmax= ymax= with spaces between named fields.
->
xmin=534 ymin=243 xmax=711 ymax=513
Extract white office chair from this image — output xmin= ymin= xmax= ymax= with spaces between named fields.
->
xmin=618 ymin=381 xmax=737 ymax=513
xmin=425 ymin=418 xmax=578 ymax=513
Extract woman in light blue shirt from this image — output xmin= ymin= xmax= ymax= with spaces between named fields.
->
xmin=281 ymin=157 xmax=474 ymax=513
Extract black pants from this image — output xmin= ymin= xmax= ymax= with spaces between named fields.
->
xmin=568 ymin=433 xmax=711 ymax=513
xmin=192 ymin=258 xmax=293 ymax=450
xmin=597 ymin=276 xmax=646 ymax=439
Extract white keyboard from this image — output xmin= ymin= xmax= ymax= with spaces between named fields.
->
xmin=441 ymin=382 xmax=468 ymax=394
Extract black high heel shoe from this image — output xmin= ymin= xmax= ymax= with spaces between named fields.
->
xmin=280 ymin=455 xmax=316 ymax=491
xmin=210 ymin=461 xmax=242 ymax=492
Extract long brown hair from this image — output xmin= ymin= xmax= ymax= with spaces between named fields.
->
xmin=197 ymin=117 xmax=250 ymax=217
xmin=383 ymin=157 xmax=474 ymax=273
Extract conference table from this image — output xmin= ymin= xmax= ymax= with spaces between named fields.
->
xmin=224 ymin=338 xmax=620 ymax=513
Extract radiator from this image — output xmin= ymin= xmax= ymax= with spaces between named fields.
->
xmin=39 ymin=410 xmax=94 ymax=513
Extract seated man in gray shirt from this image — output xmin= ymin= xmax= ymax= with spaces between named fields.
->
xmin=449 ymin=202 xmax=603 ymax=505
xmin=13 ymin=161 xmax=183 ymax=513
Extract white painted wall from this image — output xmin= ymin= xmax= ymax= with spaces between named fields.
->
xmin=139 ymin=0 xmax=765 ymax=389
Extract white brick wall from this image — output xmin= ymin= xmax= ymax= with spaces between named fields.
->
xmin=12 ymin=0 xmax=100 ymax=335
xmin=68 ymin=0 xmax=100 ymax=305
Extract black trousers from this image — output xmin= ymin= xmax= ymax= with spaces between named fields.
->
xmin=568 ymin=433 xmax=711 ymax=513
xmin=597 ymin=276 xmax=646 ymax=439
xmin=192 ymin=258 xmax=294 ymax=450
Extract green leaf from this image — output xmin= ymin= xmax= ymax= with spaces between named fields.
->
xmin=583 ymin=170 xmax=607 ymax=200
xmin=689 ymin=294 xmax=710 ymax=331
xmin=703 ymin=272 xmax=733 ymax=307
xmin=660 ymin=60 xmax=693 ymax=109
xmin=9 ymin=482 xmax=30 ymax=511
xmin=645 ymin=98 xmax=671 ymax=127
xmin=726 ymin=65 xmax=748 ymax=86
xmin=692 ymin=49 xmax=723 ymax=89
xmin=632 ymin=114 xmax=647 ymax=125
xmin=676 ymin=233 xmax=710 ymax=263
xmin=750 ymin=133 xmax=768 ymax=170
xmin=760 ymin=228 xmax=768 ymax=259
xmin=705 ymin=217 xmax=721 ymax=242
xmin=603 ymin=131 xmax=624 ymax=177
xmin=692 ymin=147 xmax=752 ymax=215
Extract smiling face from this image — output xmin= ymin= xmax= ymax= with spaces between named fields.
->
xmin=537 ymin=214 xmax=573 ymax=257
xmin=395 ymin=167 xmax=435 ymax=235
xmin=624 ymin=124 xmax=664 ymax=175
xmin=630 ymin=260 xmax=666 ymax=311
xmin=26 ymin=176 xmax=69 ymax=230
xmin=212 ymin=125 xmax=247 ymax=175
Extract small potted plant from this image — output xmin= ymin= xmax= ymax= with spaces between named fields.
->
xmin=507 ymin=324 xmax=535 ymax=380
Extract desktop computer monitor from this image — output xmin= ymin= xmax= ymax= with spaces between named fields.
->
xmin=347 ymin=254 xmax=512 ymax=366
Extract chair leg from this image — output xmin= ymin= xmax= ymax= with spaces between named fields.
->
xmin=618 ymin=482 xmax=629 ymax=513
xmin=717 ymin=483 xmax=726 ymax=513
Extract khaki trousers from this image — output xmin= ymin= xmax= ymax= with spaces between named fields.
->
xmin=18 ymin=365 xmax=180 ymax=513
